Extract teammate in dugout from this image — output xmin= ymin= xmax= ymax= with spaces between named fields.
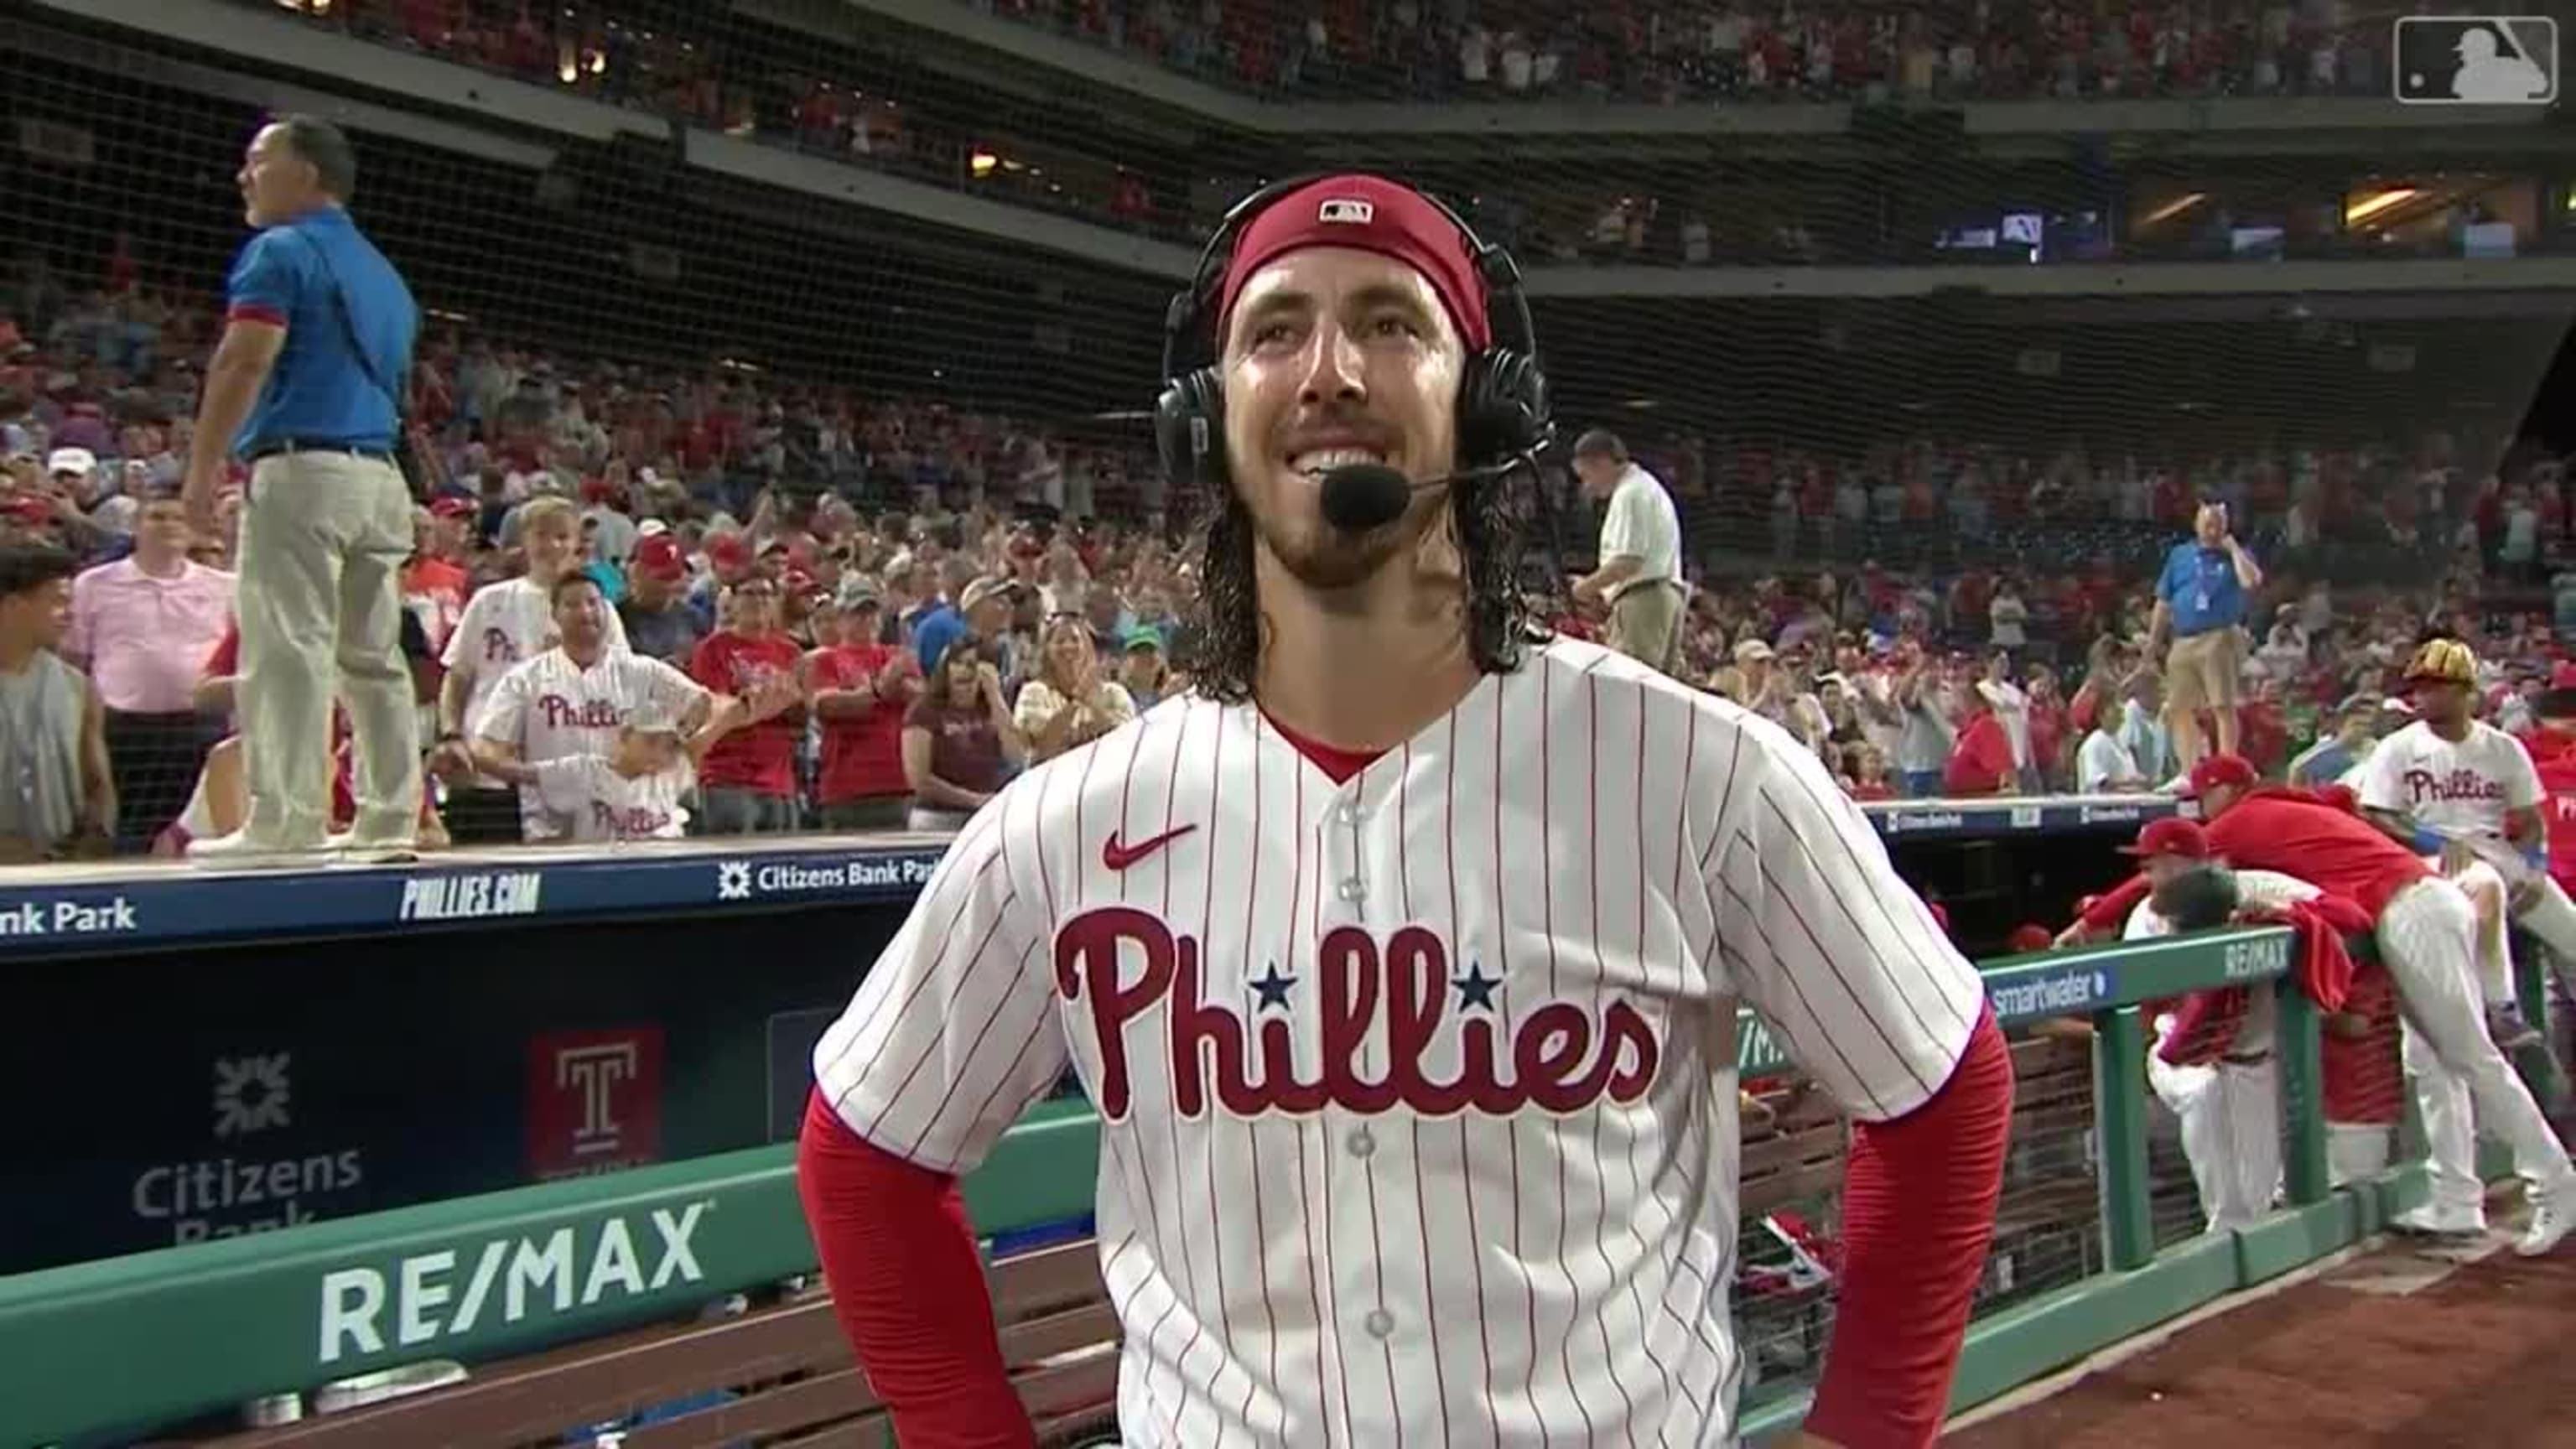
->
xmin=796 ymin=174 xmax=2015 ymax=1448
xmin=2067 ymin=754 xmax=2574 ymax=1254
xmin=2356 ymin=638 xmax=2576 ymax=1050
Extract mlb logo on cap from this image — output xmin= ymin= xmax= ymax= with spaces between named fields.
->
xmin=2392 ymin=16 xmax=2556 ymax=105
xmin=1317 ymin=198 xmax=1376 ymax=225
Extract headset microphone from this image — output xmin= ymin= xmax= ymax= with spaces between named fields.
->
xmin=1317 ymin=452 xmax=1536 ymax=532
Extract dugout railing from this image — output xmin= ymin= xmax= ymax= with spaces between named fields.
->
xmin=0 ymin=926 xmax=2521 ymax=1448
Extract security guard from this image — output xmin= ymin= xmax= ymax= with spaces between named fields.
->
xmin=182 ymin=115 xmax=421 ymax=863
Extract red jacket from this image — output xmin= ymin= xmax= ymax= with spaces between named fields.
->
xmin=2153 ymin=896 xmax=2365 ymax=1067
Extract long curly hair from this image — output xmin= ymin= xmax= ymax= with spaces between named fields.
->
xmin=1176 ymin=471 xmax=1549 ymax=704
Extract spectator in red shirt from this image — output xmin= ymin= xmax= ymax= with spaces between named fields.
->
xmin=1943 ymin=688 xmax=2017 ymax=797
xmin=807 ymin=577 xmax=920 ymax=832
xmin=688 ymin=574 xmax=810 ymax=834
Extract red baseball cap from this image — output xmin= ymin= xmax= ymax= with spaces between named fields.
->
xmin=630 ymin=534 xmax=686 ymax=582
xmin=428 ymin=495 xmax=477 ymax=520
xmin=1218 ymin=174 xmax=1491 ymax=351
xmin=2178 ymin=753 xmax=2260 ymax=799
xmin=2006 ymin=923 xmax=2055 ymax=954
xmin=2119 ymin=818 xmax=2211 ymax=860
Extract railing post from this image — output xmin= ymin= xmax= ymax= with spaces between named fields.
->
xmin=2275 ymin=979 xmax=2330 ymax=1207
xmin=2513 ymin=943 xmax=2567 ymax=1109
xmin=2090 ymin=1004 xmax=2157 ymax=1271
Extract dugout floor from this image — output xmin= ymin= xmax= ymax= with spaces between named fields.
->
xmin=1947 ymin=1196 xmax=2576 ymax=1446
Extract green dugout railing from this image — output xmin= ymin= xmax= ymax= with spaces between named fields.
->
xmin=0 ymin=925 xmax=2478 ymax=1446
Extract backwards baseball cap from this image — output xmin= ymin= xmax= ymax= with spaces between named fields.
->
xmin=2120 ymin=818 xmax=2212 ymax=860
xmin=1218 ymin=175 xmax=1491 ymax=351
xmin=44 ymin=447 xmax=95 ymax=477
xmin=2178 ymin=753 xmax=2261 ymax=798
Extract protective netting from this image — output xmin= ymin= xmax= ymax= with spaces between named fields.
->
xmin=9 ymin=0 xmax=2567 ymax=561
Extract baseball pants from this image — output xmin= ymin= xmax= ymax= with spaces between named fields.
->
xmin=2149 ymin=1015 xmax=2283 ymax=1232
xmin=2377 ymin=878 xmax=2576 ymax=1221
xmin=236 ymin=451 xmax=421 ymax=849
xmin=2509 ymin=872 xmax=2576 ymax=997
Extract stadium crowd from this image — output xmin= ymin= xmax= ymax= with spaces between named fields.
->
xmin=256 ymin=0 xmax=2457 ymax=266
xmin=0 ymin=265 xmax=2570 ymax=865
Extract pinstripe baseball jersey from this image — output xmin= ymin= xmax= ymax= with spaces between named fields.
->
xmin=811 ymin=637 xmax=1986 ymax=1446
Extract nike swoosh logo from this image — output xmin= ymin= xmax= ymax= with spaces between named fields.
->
xmin=1104 ymin=824 xmax=1198 ymax=871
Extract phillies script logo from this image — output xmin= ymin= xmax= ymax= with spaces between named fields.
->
xmin=538 ymin=695 xmax=624 ymax=730
xmin=1055 ymin=906 xmax=1661 ymax=1121
xmin=2401 ymin=767 xmax=2506 ymax=808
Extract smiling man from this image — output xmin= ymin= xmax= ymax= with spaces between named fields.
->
xmin=797 ymin=174 xmax=2012 ymax=1448
xmin=182 ymin=115 xmax=421 ymax=864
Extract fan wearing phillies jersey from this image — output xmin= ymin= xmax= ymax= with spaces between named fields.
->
xmin=434 ymin=496 xmax=630 ymax=843
xmin=2141 ymin=754 xmax=2573 ymax=1253
xmin=2358 ymin=638 xmax=2572 ymax=1046
xmin=461 ymin=574 xmax=752 ymax=842
xmin=2527 ymin=683 xmax=2576 ymax=902
xmin=798 ymin=173 xmax=2013 ymax=1449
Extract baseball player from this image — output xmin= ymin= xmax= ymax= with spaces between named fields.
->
xmin=2085 ymin=821 xmax=2367 ymax=1232
xmin=454 ymin=574 xmax=756 ymax=842
xmin=2357 ymin=639 xmax=2566 ymax=1047
xmin=797 ymin=174 xmax=2014 ymax=1449
xmin=2154 ymin=754 xmax=2573 ymax=1252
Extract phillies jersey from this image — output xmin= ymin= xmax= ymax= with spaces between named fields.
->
xmin=441 ymin=576 xmax=634 ymax=735
xmin=2357 ymin=719 xmax=2542 ymax=841
xmin=470 ymin=647 xmax=707 ymax=842
xmin=811 ymin=638 xmax=1985 ymax=1446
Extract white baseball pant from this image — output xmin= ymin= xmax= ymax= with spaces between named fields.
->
xmin=2377 ymin=877 xmax=2576 ymax=1221
xmin=2510 ymin=871 xmax=2576 ymax=997
xmin=2148 ymin=1015 xmax=2283 ymax=1232
xmin=2443 ymin=857 xmax=2517 ymax=1006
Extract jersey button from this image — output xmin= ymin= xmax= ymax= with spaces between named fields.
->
xmin=1336 ymin=801 xmax=1362 ymax=827
xmin=1346 ymin=1126 xmax=1375 ymax=1158
xmin=1337 ymin=876 xmax=1366 ymax=902
xmin=1363 ymin=1307 xmax=1394 ymax=1339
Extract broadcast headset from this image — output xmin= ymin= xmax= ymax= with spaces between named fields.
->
xmin=1152 ymin=173 xmax=1556 ymax=524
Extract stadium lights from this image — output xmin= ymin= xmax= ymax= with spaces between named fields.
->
xmin=2344 ymin=188 xmax=2420 ymax=226
xmin=2141 ymin=193 xmax=2207 ymax=226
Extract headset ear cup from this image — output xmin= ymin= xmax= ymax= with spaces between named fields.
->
xmin=1459 ymin=348 xmax=1550 ymax=464
xmin=1156 ymin=366 xmax=1227 ymax=494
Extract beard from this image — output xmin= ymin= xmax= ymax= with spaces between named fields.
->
xmin=1241 ymin=475 xmax=1441 ymax=595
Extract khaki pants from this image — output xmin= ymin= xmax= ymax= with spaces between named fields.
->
xmin=236 ymin=451 xmax=421 ymax=848
xmin=1607 ymin=579 xmax=1683 ymax=676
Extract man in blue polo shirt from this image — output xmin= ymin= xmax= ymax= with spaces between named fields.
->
xmin=182 ymin=115 xmax=422 ymax=863
xmin=2148 ymin=500 xmax=2263 ymax=773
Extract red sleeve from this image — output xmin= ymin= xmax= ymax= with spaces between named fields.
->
xmin=2156 ymin=988 xmax=2249 ymax=1066
xmin=2080 ymin=873 xmax=2151 ymax=934
xmin=204 ymin=621 xmax=241 ymax=678
xmin=1801 ymin=1006 xmax=2013 ymax=1448
xmin=796 ymin=1090 xmax=1036 ymax=1449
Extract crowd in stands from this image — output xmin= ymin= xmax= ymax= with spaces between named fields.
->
xmin=972 ymin=0 xmax=2397 ymax=104
xmin=254 ymin=0 xmax=2485 ymax=268
xmin=0 ymin=260 xmax=2569 ymax=863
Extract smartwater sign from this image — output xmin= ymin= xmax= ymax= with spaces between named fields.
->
xmin=1987 ymin=963 xmax=2121 ymax=1024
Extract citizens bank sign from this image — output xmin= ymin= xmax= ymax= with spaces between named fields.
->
xmin=316 ymin=1200 xmax=710 ymax=1365
xmin=713 ymin=852 xmax=942 ymax=901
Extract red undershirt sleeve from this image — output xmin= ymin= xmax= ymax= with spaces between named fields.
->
xmin=797 ymin=1088 xmax=1037 ymax=1449
xmin=2080 ymin=872 xmax=2151 ymax=934
xmin=1800 ymin=1005 xmax=2014 ymax=1449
